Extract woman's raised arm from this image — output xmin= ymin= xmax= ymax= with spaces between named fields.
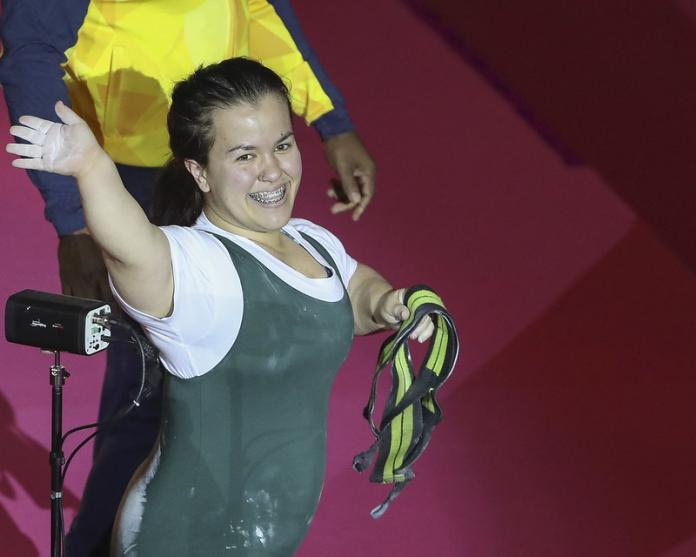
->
xmin=7 ymin=101 xmax=173 ymax=317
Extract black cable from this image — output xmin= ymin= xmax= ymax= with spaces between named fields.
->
xmin=62 ymin=430 xmax=100 ymax=488
xmin=57 ymin=320 xmax=154 ymax=556
xmin=60 ymin=317 xmax=155 ymax=484
xmin=61 ymin=321 xmax=151 ymax=444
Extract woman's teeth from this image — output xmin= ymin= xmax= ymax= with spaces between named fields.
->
xmin=248 ymin=184 xmax=287 ymax=205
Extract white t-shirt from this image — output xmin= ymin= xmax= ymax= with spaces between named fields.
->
xmin=112 ymin=214 xmax=358 ymax=379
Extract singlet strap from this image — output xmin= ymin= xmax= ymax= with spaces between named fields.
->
xmin=353 ymin=285 xmax=459 ymax=518
xmin=298 ymin=231 xmax=342 ymax=281
xmin=204 ymin=230 xmax=339 ymax=279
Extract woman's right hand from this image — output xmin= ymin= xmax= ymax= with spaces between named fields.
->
xmin=6 ymin=101 xmax=102 ymax=178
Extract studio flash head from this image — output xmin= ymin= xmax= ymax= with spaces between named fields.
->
xmin=5 ymin=289 xmax=111 ymax=355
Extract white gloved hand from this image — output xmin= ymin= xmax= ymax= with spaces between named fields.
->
xmin=6 ymin=100 xmax=102 ymax=178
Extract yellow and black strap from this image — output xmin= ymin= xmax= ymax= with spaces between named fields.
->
xmin=353 ymin=285 xmax=459 ymax=518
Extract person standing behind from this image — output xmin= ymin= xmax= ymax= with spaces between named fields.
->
xmin=0 ymin=1 xmax=376 ymax=555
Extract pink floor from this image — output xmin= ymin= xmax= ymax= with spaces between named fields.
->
xmin=2 ymin=0 xmax=695 ymax=555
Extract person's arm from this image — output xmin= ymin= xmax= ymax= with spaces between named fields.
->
xmin=6 ymin=102 xmax=173 ymax=318
xmin=249 ymin=0 xmax=376 ymax=220
xmin=0 ymin=0 xmax=89 ymax=234
xmin=347 ymin=263 xmax=434 ymax=341
xmin=0 ymin=0 xmax=111 ymax=300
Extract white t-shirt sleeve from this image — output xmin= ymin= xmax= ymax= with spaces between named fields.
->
xmin=289 ymin=219 xmax=358 ymax=286
xmin=110 ymin=226 xmax=243 ymax=379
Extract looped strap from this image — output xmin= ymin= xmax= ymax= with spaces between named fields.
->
xmin=353 ymin=285 xmax=459 ymax=518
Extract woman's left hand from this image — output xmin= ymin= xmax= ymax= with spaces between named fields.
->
xmin=376 ymin=288 xmax=435 ymax=343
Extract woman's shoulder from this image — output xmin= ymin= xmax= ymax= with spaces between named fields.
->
xmin=160 ymin=224 xmax=223 ymax=247
xmin=159 ymin=224 xmax=233 ymax=268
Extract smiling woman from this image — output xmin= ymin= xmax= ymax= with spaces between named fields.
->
xmin=6 ymin=57 xmax=434 ymax=556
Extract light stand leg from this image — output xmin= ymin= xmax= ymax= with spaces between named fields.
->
xmin=49 ymin=351 xmax=69 ymax=557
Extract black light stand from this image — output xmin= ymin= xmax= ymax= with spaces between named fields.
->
xmin=4 ymin=289 xmax=115 ymax=557
xmin=49 ymin=350 xmax=69 ymax=557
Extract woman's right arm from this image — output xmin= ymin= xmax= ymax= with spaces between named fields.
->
xmin=6 ymin=101 xmax=174 ymax=317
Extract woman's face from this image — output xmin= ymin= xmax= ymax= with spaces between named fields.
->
xmin=187 ymin=93 xmax=302 ymax=239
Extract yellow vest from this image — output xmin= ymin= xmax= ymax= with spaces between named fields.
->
xmin=63 ymin=0 xmax=335 ymax=166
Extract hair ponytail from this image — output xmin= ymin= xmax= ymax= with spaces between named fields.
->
xmin=150 ymin=158 xmax=204 ymax=226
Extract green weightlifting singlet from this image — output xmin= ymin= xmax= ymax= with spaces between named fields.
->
xmin=115 ymin=233 xmax=354 ymax=556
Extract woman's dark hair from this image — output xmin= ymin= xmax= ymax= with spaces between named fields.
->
xmin=151 ymin=57 xmax=291 ymax=226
